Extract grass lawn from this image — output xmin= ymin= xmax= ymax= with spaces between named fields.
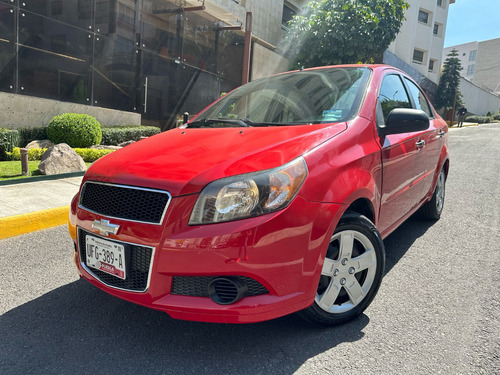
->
xmin=0 ymin=161 xmax=91 ymax=181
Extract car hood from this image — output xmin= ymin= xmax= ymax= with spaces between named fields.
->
xmin=83 ymin=123 xmax=347 ymax=196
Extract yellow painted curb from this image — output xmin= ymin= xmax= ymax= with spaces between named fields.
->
xmin=0 ymin=206 xmax=69 ymax=240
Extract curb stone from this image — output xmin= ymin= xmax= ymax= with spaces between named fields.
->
xmin=0 ymin=171 xmax=85 ymax=186
xmin=0 ymin=206 xmax=70 ymax=239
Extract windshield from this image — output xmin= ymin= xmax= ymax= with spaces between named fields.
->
xmin=190 ymin=67 xmax=371 ymax=127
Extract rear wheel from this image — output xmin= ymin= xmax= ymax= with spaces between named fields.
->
xmin=420 ymin=168 xmax=446 ymax=220
xmin=300 ymin=213 xmax=385 ymax=326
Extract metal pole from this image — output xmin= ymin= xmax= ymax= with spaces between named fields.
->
xmin=451 ymin=89 xmax=457 ymax=125
xmin=20 ymin=148 xmax=29 ymax=176
xmin=241 ymin=12 xmax=252 ymax=85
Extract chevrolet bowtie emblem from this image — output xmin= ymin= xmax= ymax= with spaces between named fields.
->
xmin=92 ymin=219 xmax=120 ymax=236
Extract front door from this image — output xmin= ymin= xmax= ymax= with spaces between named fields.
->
xmin=376 ymin=74 xmax=429 ymax=235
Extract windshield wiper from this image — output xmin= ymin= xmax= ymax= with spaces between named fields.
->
xmin=187 ymin=118 xmax=302 ymax=128
xmin=187 ymin=118 xmax=253 ymax=128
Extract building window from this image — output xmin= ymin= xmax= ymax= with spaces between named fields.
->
xmin=469 ymin=50 xmax=477 ymax=61
xmin=118 ymin=3 xmax=135 ymax=31
xmin=282 ymin=4 xmax=296 ymax=29
xmin=51 ymin=0 xmax=62 ymax=16
xmin=78 ymin=0 xmax=92 ymax=20
xmin=413 ymin=49 xmax=425 ymax=64
xmin=50 ymin=34 xmax=66 ymax=54
xmin=467 ymin=65 xmax=475 ymax=76
xmin=433 ymin=24 xmax=439 ymax=35
xmin=428 ymin=59 xmax=436 ymax=72
xmin=437 ymin=0 xmax=443 ymax=7
xmin=418 ymin=10 xmax=429 ymax=24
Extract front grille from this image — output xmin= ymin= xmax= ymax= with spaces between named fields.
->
xmin=79 ymin=181 xmax=171 ymax=224
xmin=79 ymin=229 xmax=153 ymax=292
xmin=171 ymin=276 xmax=268 ymax=297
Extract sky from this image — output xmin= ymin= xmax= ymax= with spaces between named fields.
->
xmin=444 ymin=0 xmax=500 ymax=47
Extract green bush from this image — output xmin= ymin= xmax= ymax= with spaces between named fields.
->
xmin=465 ymin=115 xmax=492 ymax=124
xmin=493 ymin=113 xmax=500 ymax=121
xmin=47 ymin=113 xmax=102 ymax=148
xmin=74 ymin=148 xmax=115 ymax=162
xmin=18 ymin=127 xmax=48 ymax=147
xmin=10 ymin=147 xmax=47 ymax=161
xmin=101 ymin=125 xmax=160 ymax=145
xmin=10 ymin=146 xmax=115 ymax=162
xmin=0 ymin=128 xmax=20 ymax=161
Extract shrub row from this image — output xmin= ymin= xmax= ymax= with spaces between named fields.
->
xmin=0 ymin=123 xmax=159 ymax=159
xmin=73 ymin=148 xmax=115 ymax=162
xmin=10 ymin=147 xmax=47 ymax=161
xmin=465 ymin=115 xmax=494 ymax=124
xmin=10 ymin=147 xmax=116 ymax=163
xmin=19 ymin=127 xmax=48 ymax=147
xmin=101 ymin=126 xmax=160 ymax=145
xmin=0 ymin=128 xmax=21 ymax=161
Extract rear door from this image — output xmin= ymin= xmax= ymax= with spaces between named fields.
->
xmin=403 ymin=77 xmax=444 ymax=199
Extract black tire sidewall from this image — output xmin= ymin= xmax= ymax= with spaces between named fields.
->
xmin=302 ymin=213 xmax=386 ymax=326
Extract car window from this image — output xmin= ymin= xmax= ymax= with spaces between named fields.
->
xmin=193 ymin=67 xmax=371 ymax=126
xmin=377 ymin=74 xmax=412 ymax=124
xmin=404 ymin=78 xmax=433 ymax=118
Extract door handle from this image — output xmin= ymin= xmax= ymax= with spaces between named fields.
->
xmin=416 ymin=140 xmax=425 ymax=149
xmin=438 ymin=130 xmax=445 ymax=138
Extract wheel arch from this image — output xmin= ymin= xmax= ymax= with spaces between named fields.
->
xmin=344 ymin=198 xmax=375 ymax=223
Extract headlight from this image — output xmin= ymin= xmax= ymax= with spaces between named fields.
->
xmin=189 ymin=157 xmax=308 ymax=225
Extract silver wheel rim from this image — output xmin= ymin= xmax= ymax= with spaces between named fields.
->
xmin=435 ymin=170 xmax=445 ymax=213
xmin=315 ymin=230 xmax=377 ymax=314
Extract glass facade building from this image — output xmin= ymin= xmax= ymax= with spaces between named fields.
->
xmin=0 ymin=0 xmax=244 ymax=129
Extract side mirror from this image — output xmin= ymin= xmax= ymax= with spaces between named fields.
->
xmin=378 ymin=108 xmax=429 ymax=136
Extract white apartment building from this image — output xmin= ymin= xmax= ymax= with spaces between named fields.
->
xmin=387 ymin=0 xmax=455 ymax=84
xmin=443 ymin=38 xmax=500 ymax=95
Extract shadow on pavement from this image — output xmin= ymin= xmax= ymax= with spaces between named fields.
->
xmin=383 ymin=215 xmax=435 ymax=275
xmin=0 ymin=279 xmax=368 ymax=374
xmin=0 ymin=217 xmax=435 ymax=374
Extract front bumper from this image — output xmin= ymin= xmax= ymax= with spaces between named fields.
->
xmin=69 ymin=190 xmax=341 ymax=323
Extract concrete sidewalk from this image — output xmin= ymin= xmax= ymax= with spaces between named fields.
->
xmin=0 ymin=176 xmax=83 ymax=239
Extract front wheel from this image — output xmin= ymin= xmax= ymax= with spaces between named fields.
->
xmin=299 ymin=213 xmax=385 ymax=326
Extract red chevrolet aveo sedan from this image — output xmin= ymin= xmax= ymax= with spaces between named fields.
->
xmin=69 ymin=65 xmax=449 ymax=325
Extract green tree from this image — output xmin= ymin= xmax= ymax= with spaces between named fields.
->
xmin=284 ymin=0 xmax=409 ymax=68
xmin=435 ymin=49 xmax=463 ymax=112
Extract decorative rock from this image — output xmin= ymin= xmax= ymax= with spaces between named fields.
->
xmin=118 ymin=140 xmax=135 ymax=147
xmin=90 ymin=145 xmax=122 ymax=150
xmin=38 ymin=143 xmax=87 ymax=175
xmin=26 ymin=139 xmax=54 ymax=149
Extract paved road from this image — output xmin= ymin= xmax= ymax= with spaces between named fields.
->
xmin=1 ymin=125 xmax=499 ymax=374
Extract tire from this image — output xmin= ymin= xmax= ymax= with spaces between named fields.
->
xmin=420 ymin=168 xmax=446 ymax=220
xmin=299 ymin=212 xmax=385 ymax=326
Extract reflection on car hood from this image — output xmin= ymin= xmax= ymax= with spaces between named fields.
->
xmin=83 ymin=123 xmax=347 ymax=196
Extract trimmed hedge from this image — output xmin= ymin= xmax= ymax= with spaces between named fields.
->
xmin=101 ymin=125 xmax=160 ymax=145
xmin=10 ymin=147 xmax=115 ymax=163
xmin=493 ymin=113 xmax=500 ymax=121
xmin=47 ymin=113 xmax=102 ymax=148
xmin=10 ymin=147 xmax=47 ymax=161
xmin=0 ymin=128 xmax=21 ymax=161
xmin=465 ymin=115 xmax=492 ymax=124
xmin=73 ymin=148 xmax=115 ymax=162
xmin=18 ymin=127 xmax=48 ymax=147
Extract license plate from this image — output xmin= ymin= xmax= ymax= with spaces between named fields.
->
xmin=86 ymin=235 xmax=126 ymax=280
